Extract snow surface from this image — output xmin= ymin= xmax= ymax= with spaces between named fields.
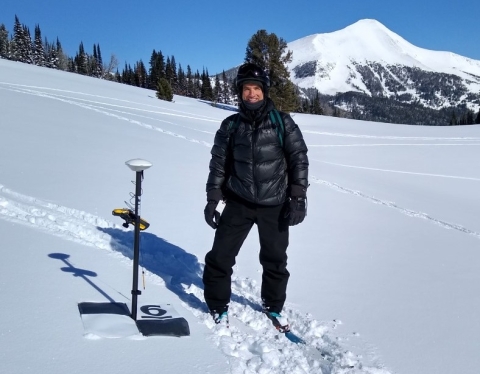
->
xmin=1 ymin=58 xmax=480 ymax=374
xmin=287 ymin=19 xmax=480 ymax=106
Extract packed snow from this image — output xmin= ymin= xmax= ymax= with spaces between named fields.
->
xmin=1 ymin=58 xmax=480 ymax=374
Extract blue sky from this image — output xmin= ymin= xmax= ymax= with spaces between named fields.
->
xmin=2 ymin=0 xmax=480 ymax=75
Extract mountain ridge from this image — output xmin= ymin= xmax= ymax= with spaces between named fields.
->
xmin=286 ymin=19 xmax=480 ymax=113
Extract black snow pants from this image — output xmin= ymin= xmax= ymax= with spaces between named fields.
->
xmin=203 ymin=197 xmax=290 ymax=314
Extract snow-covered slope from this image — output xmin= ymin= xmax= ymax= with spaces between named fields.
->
xmin=287 ymin=19 xmax=480 ymax=110
xmin=1 ymin=58 xmax=480 ymax=374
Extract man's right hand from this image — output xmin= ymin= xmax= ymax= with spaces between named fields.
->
xmin=204 ymin=201 xmax=221 ymax=229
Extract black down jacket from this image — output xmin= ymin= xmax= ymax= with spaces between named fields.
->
xmin=206 ymin=99 xmax=309 ymax=206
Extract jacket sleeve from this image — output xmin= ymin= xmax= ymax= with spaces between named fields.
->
xmin=206 ymin=117 xmax=233 ymax=195
xmin=282 ymin=113 xmax=309 ymax=195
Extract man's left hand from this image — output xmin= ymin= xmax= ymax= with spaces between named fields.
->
xmin=286 ymin=197 xmax=307 ymax=226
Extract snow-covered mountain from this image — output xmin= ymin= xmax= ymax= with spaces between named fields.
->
xmin=287 ymin=19 xmax=480 ymax=111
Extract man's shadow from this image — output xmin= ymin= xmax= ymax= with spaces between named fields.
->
xmin=98 ymin=227 xmax=207 ymax=312
xmin=97 ymin=227 xmax=258 ymax=313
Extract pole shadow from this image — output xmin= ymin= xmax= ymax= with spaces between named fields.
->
xmin=48 ymin=253 xmax=116 ymax=303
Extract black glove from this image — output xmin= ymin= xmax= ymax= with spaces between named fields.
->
xmin=285 ymin=197 xmax=307 ymax=226
xmin=204 ymin=189 xmax=223 ymax=229
xmin=204 ymin=201 xmax=221 ymax=229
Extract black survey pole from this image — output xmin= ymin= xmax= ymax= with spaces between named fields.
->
xmin=124 ymin=158 xmax=152 ymax=321
xmin=131 ymin=170 xmax=143 ymax=320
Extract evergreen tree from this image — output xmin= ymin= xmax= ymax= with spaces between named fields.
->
xmin=114 ymin=68 xmax=121 ymax=83
xmin=75 ymin=42 xmax=88 ymax=75
xmin=11 ymin=16 xmax=22 ymax=61
xmin=466 ymin=109 xmax=475 ymax=125
xmin=213 ymin=74 xmax=222 ymax=103
xmin=90 ymin=44 xmax=99 ymax=77
xmin=449 ymin=111 xmax=457 ymax=126
xmin=96 ymin=44 xmax=103 ymax=76
xmin=33 ymin=24 xmax=45 ymax=66
xmin=245 ymin=30 xmax=296 ymax=111
xmin=170 ymin=55 xmax=178 ymax=93
xmin=121 ymin=63 xmax=135 ymax=85
xmin=67 ymin=57 xmax=76 ymax=72
xmin=301 ymin=98 xmax=309 ymax=113
xmin=476 ymin=109 xmax=480 ymax=124
xmin=44 ymin=38 xmax=54 ymax=68
xmin=177 ymin=63 xmax=186 ymax=96
xmin=156 ymin=77 xmax=173 ymax=101
xmin=0 ymin=24 xmax=9 ymax=59
xmin=201 ymin=68 xmax=213 ymax=100
xmin=11 ymin=16 xmax=33 ymax=63
xmin=311 ymin=90 xmax=323 ymax=115
xmin=221 ymin=70 xmax=230 ymax=104
xmin=186 ymin=65 xmax=194 ymax=97
xmin=22 ymin=24 xmax=33 ymax=64
xmin=165 ymin=56 xmax=174 ymax=87
xmin=134 ymin=60 xmax=147 ymax=87
xmin=55 ymin=38 xmax=68 ymax=70
xmin=149 ymin=50 xmax=165 ymax=89
xmin=194 ymin=70 xmax=201 ymax=98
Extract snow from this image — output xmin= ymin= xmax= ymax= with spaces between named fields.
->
xmin=287 ymin=19 xmax=480 ymax=107
xmin=1 ymin=58 xmax=480 ymax=374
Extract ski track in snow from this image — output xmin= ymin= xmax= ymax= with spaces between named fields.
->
xmin=302 ymin=130 xmax=480 ymax=141
xmin=0 ymin=183 xmax=390 ymax=374
xmin=3 ymin=82 xmax=478 ymax=372
xmin=311 ymin=177 xmax=480 ymax=239
xmin=314 ymin=160 xmax=480 ymax=182
xmin=0 ymin=84 xmax=215 ymax=147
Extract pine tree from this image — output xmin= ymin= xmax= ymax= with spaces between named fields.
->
xmin=194 ymin=70 xmax=201 ymax=98
xmin=466 ymin=109 xmax=475 ymax=125
xmin=449 ymin=111 xmax=457 ymax=126
xmin=475 ymin=109 xmax=480 ymax=124
xmin=67 ymin=57 xmax=76 ymax=72
xmin=11 ymin=16 xmax=22 ymax=61
xmin=221 ymin=70 xmax=230 ymax=104
xmin=186 ymin=65 xmax=194 ymax=97
xmin=90 ymin=44 xmax=99 ymax=77
xmin=43 ymin=37 xmax=54 ymax=68
xmin=213 ymin=75 xmax=221 ymax=104
xmin=177 ymin=64 xmax=186 ymax=96
xmin=170 ymin=55 xmax=178 ymax=93
xmin=32 ymin=24 xmax=45 ymax=66
xmin=156 ymin=77 xmax=173 ymax=101
xmin=149 ymin=50 xmax=165 ymax=89
xmin=55 ymin=38 xmax=68 ymax=70
xmin=96 ymin=44 xmax=103 ymax=76
xmin=201 ymin=68 xmax=213 ymax=100
xmin=11 ymin=16 xmax=33 ymax=63
xmin=22 ymin=25 xmax=33 ymax=64
xmin=75 ymin=42 xmax=88 ymax=75
xmin=245 ymin=30 xmax=296 ymax=111
xmin=311 ymin=90 xmax=323 ymax=115
xmin=165 ymin=56 xmax=174 ymax=87
xmin=0 ymin=24 xmax=9 ymax=59
xmin=134 ymin=60 xmax=147 ymax=87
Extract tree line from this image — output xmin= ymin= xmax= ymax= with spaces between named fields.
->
xmin=0 ymin=15 xmax=328 ymax=115
xmin=1 ymin=15 xmax=479 ymax=124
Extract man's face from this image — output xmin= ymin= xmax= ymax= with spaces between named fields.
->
xmin=242 ymin=83 xmax=264 ymax=103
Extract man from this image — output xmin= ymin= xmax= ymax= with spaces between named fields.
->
xmin=203 ymin=62 xmax=309 ymax=331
